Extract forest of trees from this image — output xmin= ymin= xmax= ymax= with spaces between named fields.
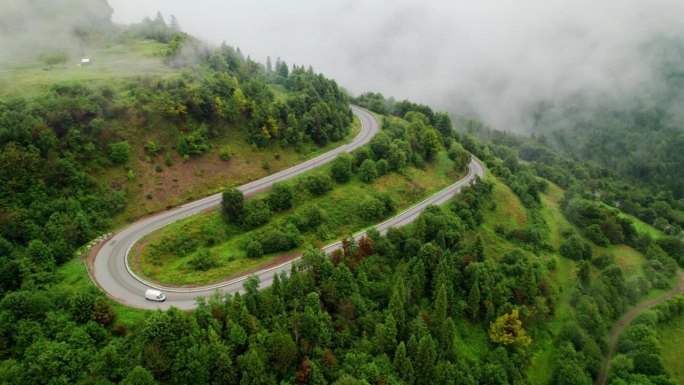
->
xmin=1 ymin=169 xmax=557 ymax=385
xmin=355 ymin=93 xmax=684 ymax=385
xmin=216 ymin=110 xmax=451 ymax=261
xmin=0 ymin=14 xmax=355 ymax=298
xmin=0 ymin=6 xmax=683 ymax=385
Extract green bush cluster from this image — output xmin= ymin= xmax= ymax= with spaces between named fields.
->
xmin=304 ymin=174 xmax=333 ymax=196
xmin=242 ymin=224 xmax=301 ymax=258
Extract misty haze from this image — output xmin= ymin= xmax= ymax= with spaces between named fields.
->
xmin=1 ymin=1 xmax=683 ymax=385
xmin=107 ymin=0 xmax=684 ymax=132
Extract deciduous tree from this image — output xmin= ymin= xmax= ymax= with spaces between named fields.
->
xmin=488 ymin=309 xmax=531 ymax=347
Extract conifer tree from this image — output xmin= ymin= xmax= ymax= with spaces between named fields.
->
xmin=434 ymin=283 xmax=448 ymax=325
xmin=393 ymin=342 xmax=414 ymax=384
xmin=414 ymin=335 xmax=436 ymax=385
xmin=389 ymin=288 xmax=406 ymax=337
xmin=473 ymin=234 xmax=485 ymax=261
xmin=467 ymin=281 xmax=481 ymax=319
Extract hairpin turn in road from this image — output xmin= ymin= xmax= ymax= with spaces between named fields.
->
xmin=90 ymin=106 xmax=485 ymax=310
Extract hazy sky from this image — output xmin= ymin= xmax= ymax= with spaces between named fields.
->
xmin=109 ymin=0 xmax=684 ymax=131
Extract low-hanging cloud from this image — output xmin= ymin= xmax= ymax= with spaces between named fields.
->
xmin=0 ymin=0 xmax=113 ymax=66
xmin=109 ymin=0 xmax=684 ymax=131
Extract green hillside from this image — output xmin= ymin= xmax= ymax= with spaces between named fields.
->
xmin=0 ymin=40 xmax=176 ymax=98
xmin=0 ymin=5 xmax=683 ymax=385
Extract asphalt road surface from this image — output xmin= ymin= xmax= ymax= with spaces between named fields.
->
xmin=91 ymin=106 xmax=485 ymax=310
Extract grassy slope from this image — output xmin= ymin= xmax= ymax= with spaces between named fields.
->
xmin=657 ymin=312 xmax=684 ymax=383
xmin=105 ymin=114 xmax=362 ymax=225
xmin=1 ymin=38 xmax=363 ymax=227
xmin=527 ymin=181 xmax=670 ymax=384
xmin=3 ymin=40 xmax=170 ymax=325
xmin=527 ymin=182 xmax=577 ymax=384
xmin=469 ymin=176 xmax=578 ymax=384
xmin=0 ymin=40 xmax=176 ymax=98
xmin=57 ymin=259 xmax=149 ymax=328
xmin=477 ymin=176 xmax=527 ymax=256
xmin=599 ymin=202 xmax=663 ymax=240
xmin=133 ymin=151 xmax=458 ymax=285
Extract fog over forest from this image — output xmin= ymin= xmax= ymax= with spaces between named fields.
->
xmin=107 ymin=0 xmax=684 ymax=132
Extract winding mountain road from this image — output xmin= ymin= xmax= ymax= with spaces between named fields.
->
xmin=90 ymin=106 xmax=485 ymax=310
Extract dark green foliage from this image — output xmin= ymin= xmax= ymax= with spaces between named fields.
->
xmin=585 ymin=224 xmax=610 ymax=246
xmin=358 ymin=158 xmax=378 ymax=183
xmin=358 ymin=193 xmax=395 ymax=222
xmin=283 ymin=68 xmax=353 ymax=146
xmin=656 ymin=236 xmax=684 ymax=265
xmin=121 ymin=366 xmax=157 ymax=385
xmin=243 ymin=199 xmax=272 ymax=229
xmin=238 ymin=348 xmax=275 ymax=385
xmin=353 ymin=146 xmax=373 ymax=168
xmin=222 ymin=188 xmax=244 ymax=224
xmin=419 ymin=127 xmax=441 ymax=161
xmin=330 ymin=152 xmax=353 ymax=182
xmin=393 ymin=100 xmax=436 ymax=124
xmin=5 ymin=28 xmax=683 ymax=385
xmin=177 ymin=125 xmax=210 ymax=157
xmin=434 ymin=284 xmax=448 ymax=324
xmin=108 ymin=141 xmax=131 ymax=164
xmin=91 ymin=297 xmax=115 ymax=326
xmin=144 ymin=140 xmax=164 ymax=155
xmin=467 ymin=281 xmax=481 ymax=319
xmin=375 ymin=191 xmax=396 ymax=215
xmin=376 ymin=159 xmax=390 ymax=176
xmin=291 ymin=205 xmax=327 ymax=232
xmin=577 ymin=260 xmax=591 ymax=288
xmin=550 ymin=344 xmax=593 ymax=385
xmin=393 ymin=342 xmax=414 ymax=383
xmin=266 ymin=331 xmax=297 ymax=377
xmin=190 ymin=248 xmax=218 ymax=271
xmin=472 ymin=235 xmax=485 ymax=262
xmin=246 ymin=240 xmax=264 ymax=259
xmin=560 ymin=234 xmax=592 ymax=260
xmin=607 ymin=298 xmax=684 ymax=384
xmin=358 ymin=197 xmax=385 ymax=221
xmin=304 ymin=173 xmax=333 ymax=196
xmin=370 ymin=132 xmax=391 ymax=160
xmin=467 ymin=113 xmax=684 ymax=240
xmin=353 ymin=92 xmax=390 ymax=114
xmin=267 ymin=182 xmax=294 ymax=211
xmin=414 ymin=335 xmax=437 ymax=385
xmin=388 ymin=142 xmax=409 ymax=171
xmin=9 ymin=172 xmax=549 ymax=385
xmin=447 ymin=142 xmax=471 ymax=173
xmin=246 ymin=224 xmax=301 ymax=256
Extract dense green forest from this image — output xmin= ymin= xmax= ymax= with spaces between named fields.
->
xmin=0 ymin=13 xmax=352 ymax=297
xmin=354 ymin=94 xmax=684 ymax=384
xmin=1 ymin=3 xmax=684 ymax=385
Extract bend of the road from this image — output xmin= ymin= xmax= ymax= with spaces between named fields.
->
xmin=596 ymin=270 xmax=684 ymax=385
xmin=92 ymin=105 xmax=486 ymax=310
